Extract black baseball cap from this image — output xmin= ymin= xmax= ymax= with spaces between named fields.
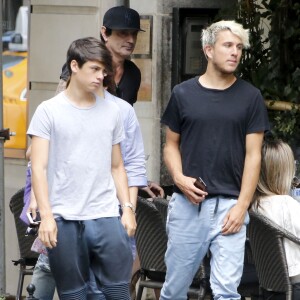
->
xmin=103 ymin=6 xmax=145 ymax=32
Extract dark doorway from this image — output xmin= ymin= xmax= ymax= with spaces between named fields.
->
xmin=171 ymin=7 xmax=219 ymax=88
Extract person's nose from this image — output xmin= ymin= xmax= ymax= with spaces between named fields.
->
xmin=232 ymin=46 xmax=239 ymax=56
xmin=127 ymin=33 xmax=136 ymax=44
xmin=97 ymin=70 xmax=107 ymax=80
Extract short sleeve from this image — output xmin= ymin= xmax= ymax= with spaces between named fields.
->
xmin=27 ymin=103 xmax=52 ymax=140
xmin=247 ymin=91 xmax=270 ymax=134
xmin=112 ymin=109 xmax=125 ymax=145
xmin=161 ymin=88 xmax=182 ymax=134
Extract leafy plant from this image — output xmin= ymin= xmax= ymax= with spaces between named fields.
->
xmin=235 ymin=0 xmax=300 ymax=149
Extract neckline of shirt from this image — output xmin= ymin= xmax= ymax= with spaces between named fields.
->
xmin=195 ymin=76 xmax=239 ymax=92
xmin=62 ymin=91 xmax=104 ymax=110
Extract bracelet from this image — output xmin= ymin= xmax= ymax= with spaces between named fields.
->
xmin=121 ymin=202 xmax=136 ymax=214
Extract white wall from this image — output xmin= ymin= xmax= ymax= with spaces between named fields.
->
xmin=28 ymin=0 xmax=101 ymax=120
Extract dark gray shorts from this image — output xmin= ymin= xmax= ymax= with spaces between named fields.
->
xmin=48 ymin=217 xmax=132 ymax=300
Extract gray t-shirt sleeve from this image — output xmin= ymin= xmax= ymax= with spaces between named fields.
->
xmin=112 ymin=109 xmax=125 ymax=145
xmin=27 ymin=102 xmax=51 ymax=140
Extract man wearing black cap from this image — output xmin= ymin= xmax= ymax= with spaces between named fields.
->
xmin=99 ymin=6 xmax=164 ymax=200
xmin=100 ymin=5 xmax=144 ymax=106
xmin=58 ymin=5 xmax=144 ymax=107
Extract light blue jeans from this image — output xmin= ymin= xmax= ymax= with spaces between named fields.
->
xmin=160 ymin=193 xmax=249 ymax=300
xmin=31 ymin=253 xmax=55 ymax=300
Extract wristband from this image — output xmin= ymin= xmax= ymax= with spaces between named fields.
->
xmin=121 ymin=202 xmax=135 ymax=214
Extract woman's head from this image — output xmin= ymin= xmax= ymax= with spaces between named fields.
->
xmin=256 ymin=139 xmax=295 ymax=201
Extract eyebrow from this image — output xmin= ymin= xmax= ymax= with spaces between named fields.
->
xmin=223 ymin=41 xmax=244 ymax=47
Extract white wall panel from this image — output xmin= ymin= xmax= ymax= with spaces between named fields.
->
xmin=28 ymin=0 xmax=101 ymax=121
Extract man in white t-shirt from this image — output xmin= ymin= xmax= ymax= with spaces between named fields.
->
xmin=28 ymin=37 xmax=135 ymax=300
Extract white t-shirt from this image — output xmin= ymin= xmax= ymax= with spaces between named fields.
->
xmin=27 ymin=91 xmax=124 ymax=220
xmin=252 ymin=195 xmax=300 ymax=277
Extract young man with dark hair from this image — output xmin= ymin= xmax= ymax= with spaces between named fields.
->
xmin=29 ymin=37 xmax=135 ymax=300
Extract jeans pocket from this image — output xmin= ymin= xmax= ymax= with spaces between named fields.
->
xmin=168 ymin=193 xmax=197 ymax=222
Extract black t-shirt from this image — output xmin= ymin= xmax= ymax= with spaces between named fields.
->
xmin=115 ymin=59 xmax=141 ymax=106
xmin=60 ymin=59 xmax=141 ymax=106
xmin=161 ymin=77 xmax=270 ymax=197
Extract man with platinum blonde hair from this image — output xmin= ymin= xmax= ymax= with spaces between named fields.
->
xmin=201 ymin=20 xmax=250 ymax=49
xmin=160 ymin=20 xmax=269 ymax=299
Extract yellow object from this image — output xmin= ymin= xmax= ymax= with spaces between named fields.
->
xmin=2 ymin=51 xmax=27 ymax=150
xmin=265 ymin=100 xmax=300 ymax=111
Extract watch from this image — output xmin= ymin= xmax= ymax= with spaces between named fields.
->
xmin=121 ymin=202 xmax=135 ymax=214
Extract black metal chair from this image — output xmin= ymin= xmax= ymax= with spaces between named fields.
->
xmin=152 ymin=197 xmax=169 ymax=225
xmin=248 ymin=210 xmax=300 ymax=300
xmin=133 ymin=197 xmax=207 ymax=300
xmin=9 ymin=187 xmax=38 ymax=300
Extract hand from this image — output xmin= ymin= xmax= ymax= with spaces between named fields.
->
xmin=121 ymin=208 xmax=137 ymax=237
xmin=38 ymin=216 xmax=57 ymax=249
xmin=175 ymin=174 xmax=207 ymax=205
xmin=222 ymin=204 xmax=247 ymax=235
xmin=140 ymin=181 xmax=165 ymax=198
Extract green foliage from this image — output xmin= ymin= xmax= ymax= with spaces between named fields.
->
xmin=235 ymin=0 xmax=300 ymax=147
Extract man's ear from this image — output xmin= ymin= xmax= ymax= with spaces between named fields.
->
xmin=101 ymin=26 xmax=108 ymax=42
xmin=203 ymin=45 xmax=213 ymax=59
xmin=70 ymin=60 xmax=79 ymax=73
